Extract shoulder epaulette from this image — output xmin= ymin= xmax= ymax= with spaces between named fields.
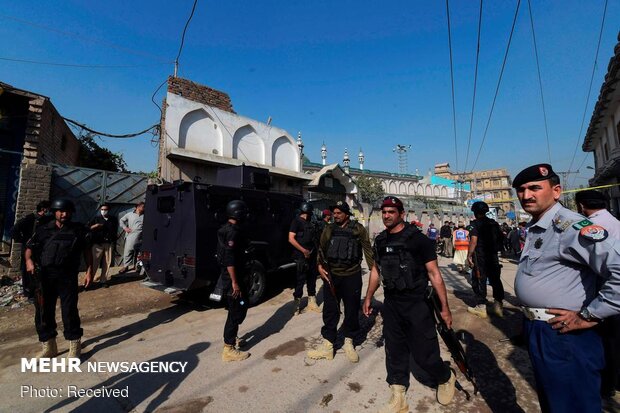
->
xmin=550 ymin=210 xmax=577 ymax=232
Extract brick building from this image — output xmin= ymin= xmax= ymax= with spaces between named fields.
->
xmin=434 ymin=163 xmax=514 ymax=217
xmin=0 ymin=82 xmax=79 ymax=266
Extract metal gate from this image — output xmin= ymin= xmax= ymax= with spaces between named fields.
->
xmin=50 ymin=164 xmax=148 ymax=265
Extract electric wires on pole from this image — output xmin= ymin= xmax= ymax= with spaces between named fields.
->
xmin=526 ymin=0 xmax=552 ymax=164
xmin=63 ymin=117 xmax=159 ymax=139
xmin=566 ymin=0 xmax=609 ymax=188
xmin=470 ymin=0 xmax=521 ymax=172
xmin=464 ymin=0 xmax=483 ymax=173
xmin=174 ymin=0 xmax=199 ymax=77
xmin=445 ymin=0 xmax=459 ymax=173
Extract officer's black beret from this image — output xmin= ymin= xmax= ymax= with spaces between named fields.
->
xmin=512 ymin=163 xmax=559 ymax=188
xmin=330 ymin=200 xmax=351 ymax=215
xmin=575 ymin=189 xmax=608 ymax=203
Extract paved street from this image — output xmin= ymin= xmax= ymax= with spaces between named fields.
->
xmin=0 ymin=256 xmax=617 ymax=412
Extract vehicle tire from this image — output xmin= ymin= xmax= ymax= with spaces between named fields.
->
xmin=246 ymin=260 xmax=267 ymax=306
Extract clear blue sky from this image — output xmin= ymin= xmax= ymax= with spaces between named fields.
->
xmin=1 ymin=1 xmax=618 ymax=189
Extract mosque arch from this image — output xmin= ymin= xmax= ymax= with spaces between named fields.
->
xmin=178 ymin=109 xmax=222 ymax=155
xmin=272 ymin=136 xmax=298 ymax=170
xmin=233 ymin=125 xmax=264 ymax=164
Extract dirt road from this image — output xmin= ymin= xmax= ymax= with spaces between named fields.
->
xmin=0 ymin=257 xmax=589 ymax=412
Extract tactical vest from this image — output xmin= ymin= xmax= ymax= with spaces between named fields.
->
xmin=40 ymin=227 xmax=81 ymax=269
xmin=294 ymin=218 xmax=315 ymax=249
xmin=375 ymin=224 xmax=428 ymax=292
xmin=216 ymin=224 xmax=230 ymax=266
xmin=475 ymin=218 xmax=502 ymax=255
xmin=326 ymin=221 xmax=361 ymax=266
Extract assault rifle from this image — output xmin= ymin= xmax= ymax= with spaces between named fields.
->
xmin=31 ymin=264 xmax=45 ymax=324
xmin=317 ymin=251 xmax=337 ymax=298
xmin=425 ymin=286 xmax=478 ymax=399
xmin=471 ymin=252 xmax=482 ymax=280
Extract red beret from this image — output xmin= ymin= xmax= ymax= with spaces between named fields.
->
xmin=381 ymin=196 xmax=404 ymax=211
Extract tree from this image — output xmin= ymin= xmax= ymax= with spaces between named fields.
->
xmin=356 ymin=175 xmax=385 ymax=204
xmin=78 ymin=133 xmax=128 ymax=173
xmin=134 ymin=170 xmax=159 ymax=179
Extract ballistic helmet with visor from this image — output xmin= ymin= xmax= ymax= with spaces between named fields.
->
xmin=471 ymin=201 xmax=489 ymax=215
xmin=299 ymin=202 xmax=314 ymax=214
xmin=50 ymin=198 xmax=75 ymax=213
xmin=226 ymin=200 xmax=249 ymax=221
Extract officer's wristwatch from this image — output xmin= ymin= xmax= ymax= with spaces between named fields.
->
xmin=578 ymin=307 xmax=602 ymax=323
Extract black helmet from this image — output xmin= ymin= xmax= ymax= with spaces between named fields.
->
xmin=471 ymin=201 xmax=489 ymax=215
xmin=226 ymin=200 xmax=248 ymax=221
xmin=50 ymin=198 xmax=75 ymax=212
xmin=299 ymin=202 xmax=313 ymax=214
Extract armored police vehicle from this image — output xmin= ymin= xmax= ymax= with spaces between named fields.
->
xmin=140 ymin=166 xmax=302 ymax=305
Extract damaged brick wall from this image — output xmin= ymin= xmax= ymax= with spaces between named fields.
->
xmin=7 ymin=163 xmax=53 ymax=274
xmin=167 ymin=76 xmax=235 ymax=114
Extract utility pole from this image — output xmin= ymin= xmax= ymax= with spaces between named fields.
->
xmin=556 ymin=170 xmax=579 ymax=185
xmin=556 ymin=170 xmax=579 ymax=202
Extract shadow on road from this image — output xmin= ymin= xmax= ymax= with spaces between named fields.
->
xmin=460 ymin=330 xmax=526 ymax=413
xmin=45 ymin=342 xmax=210 ymax=413
xmin=81 ymin=305 xmax=195 ymax=362
xmin=240 ymin=300 xmax=296 ymax=350
xmin=452 ymin=289 xmax=538 ymax=400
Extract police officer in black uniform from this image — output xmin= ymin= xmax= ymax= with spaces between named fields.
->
xmin=24 ymin=198 xmax=93 ymax=360
xmin=288 ymin=201 xmax=321 ymax=314
xmin=218 ymin=199 xmax=252 ymax=362
xmin=466 ymin=201 xmax=504 ymax=318
xmin=363 ymin=196 xmax=456 ymax=411
xmin=11 ymin=200 xmax=52 ymax=299
xmin=307 ymin=200 xmax=374 ymax=363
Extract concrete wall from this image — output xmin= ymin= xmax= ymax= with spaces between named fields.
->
xmin=162 ymin=93 xmax=300 ymax=179
xmin=378 ymin=178 xmax=457 ymax=199
xmin=358 ymin=208 xmax=470 ymax=242
xmin=160 ymin=78 xmax=301 ymax=184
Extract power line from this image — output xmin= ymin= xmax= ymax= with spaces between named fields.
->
xmin=526 ymin=0 xmax=552 ymax=164
xmin=445 ymin=0 xmax=459 ymax=173
xmin=63 ymin=117 xmax=158 ymax=138
xmin=566 ymin=0 xmax=608 ymax=181
xmin=0 ymin=13 xmax=172 ymax=63
xmin=174 ymin=0 xmax=199 ymax=77
xmin=0 ymin=56 xmax=168 ymax=69
xmin=464 ymin=0 xmax=483 ymax=173
xmin=471 ymin=0 xmax=521 ymax=172
xmin=151 ymin=78 xmax=168 ymax=118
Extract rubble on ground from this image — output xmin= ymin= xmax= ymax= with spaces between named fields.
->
xmin=0 ymin=276 xmax=30 ymax=309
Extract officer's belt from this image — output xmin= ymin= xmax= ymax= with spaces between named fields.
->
xmin=521 ymin=306 xmax=554 ymax=322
